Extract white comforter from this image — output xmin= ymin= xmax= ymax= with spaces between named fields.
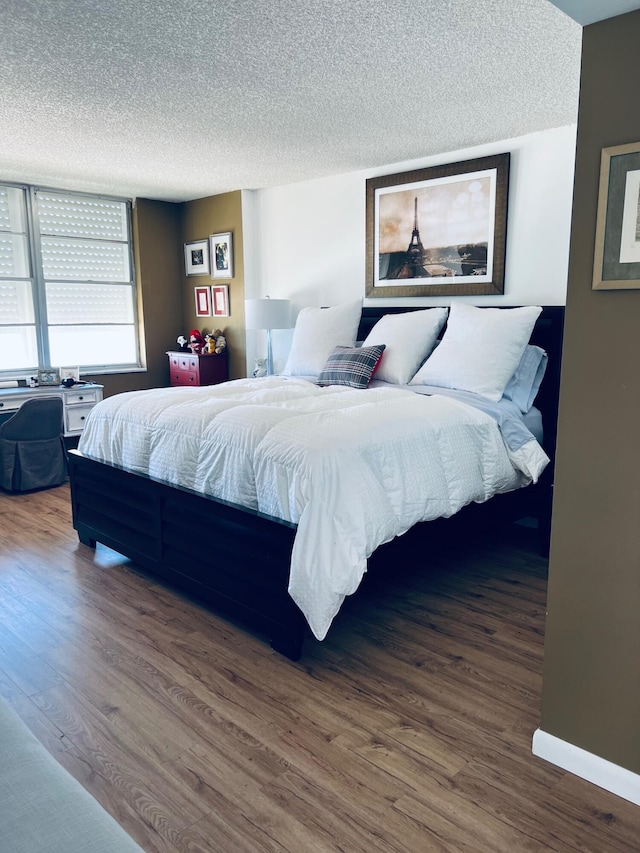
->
xmin=78 ymin=377 xmax=548 ymax=640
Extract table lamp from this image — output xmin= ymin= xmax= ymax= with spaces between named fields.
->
xmin=244 ymin=297 xmax=291 ymax=375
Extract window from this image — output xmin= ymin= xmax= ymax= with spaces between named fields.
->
xmin=0 ymin=184 xmax=139 ymax=375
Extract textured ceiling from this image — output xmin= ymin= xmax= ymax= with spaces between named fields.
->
xmin=2 ymin=0 xmax=583 ymax=203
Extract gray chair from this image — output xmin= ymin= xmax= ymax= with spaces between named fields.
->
xmin=0 ymin=396 xmax=67 ymax=492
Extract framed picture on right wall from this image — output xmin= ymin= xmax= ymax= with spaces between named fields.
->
xmin=593 ymin=141 xmax=640 ymax=289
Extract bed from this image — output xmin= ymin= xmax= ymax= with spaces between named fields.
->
xmin=68 ymin=303 xmax=564 ymax=660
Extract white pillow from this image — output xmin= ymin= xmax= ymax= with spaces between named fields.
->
xmin=410 ymin=303 xmax=542 ymax=401
xmin=282 ymin=299 xmax=362 ymax=377
xmin=362 ymin=308 xmax=448 ymax=385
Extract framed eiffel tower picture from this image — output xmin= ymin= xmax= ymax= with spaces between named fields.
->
xmin=366 ymin=153 xmax=510 ymax=298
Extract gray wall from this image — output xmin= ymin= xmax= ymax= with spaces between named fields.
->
xmin=540 ymin=11 xmax=640 ymax=772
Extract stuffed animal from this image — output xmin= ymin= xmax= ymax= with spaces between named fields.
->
xmin=212 ymin=329 xmax=227 ymax=354
xmin=204 ymin=329 xmax=227 ymax=355
xmin=253 ymin=358 xmax=267 ymax=377
xmin=176 ymin=334 xmax=189 ymax=352
xmin=188 ymin=329 xmax=206 ymax=355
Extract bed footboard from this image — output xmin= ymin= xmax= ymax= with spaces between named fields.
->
xmin=67 ymin=450 xmax=305 ymax=660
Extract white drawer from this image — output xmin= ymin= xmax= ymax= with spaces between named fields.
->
xmin=65 ymin=388 xmax=100 ymax=405
xmin=66 ymin=404 xmax=95 ymax=433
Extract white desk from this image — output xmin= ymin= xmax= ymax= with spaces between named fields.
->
xmin=0 ymin=384 xmax=104 ymax=437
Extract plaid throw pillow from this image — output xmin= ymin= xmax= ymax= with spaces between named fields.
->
xmin=317 ymin=344 xmax=386 ymax=389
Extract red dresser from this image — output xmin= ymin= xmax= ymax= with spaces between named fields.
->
xmin=167 ymin=351 xmax=228 ymax=387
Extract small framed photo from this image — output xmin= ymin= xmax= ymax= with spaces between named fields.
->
xmin=212 ymin=285 xmax=229 ymax=317
xmin=60 ymin=367 xmax=80 ymax=382
xmin=184 ymin=239 xmax=210 ymax=276
xmin=37 ymin=368 xmax=60 ymax=386
xmin=210 ymin=232 xmax=233 ymax=279
xmin=194 ymin=285 xmax=212 ymax=317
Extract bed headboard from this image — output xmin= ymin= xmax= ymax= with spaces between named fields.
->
xmin=357 ymin=305 xmax=565 ymax=461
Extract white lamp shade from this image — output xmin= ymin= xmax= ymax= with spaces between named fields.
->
xmin=245 ymin=298 xmax=291 ymax=330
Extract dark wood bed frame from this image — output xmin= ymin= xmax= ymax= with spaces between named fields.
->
xmin=68 ymin=305 xmax=564 ymax=660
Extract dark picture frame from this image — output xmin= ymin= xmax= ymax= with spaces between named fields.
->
xmin=366 ymin=153 xmax=510 ymax=298
xmin=210 ymin=232 xmax=233 ymax=280
xmin=184 ymin=239 xmax=210 ymax=276
xmin=593 ymin=141 xmax=640 ymax=290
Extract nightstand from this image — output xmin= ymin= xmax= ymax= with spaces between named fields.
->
xmin=63 ymin=384 xmax=104 ymax=436
xmin=167 ymin=351 xmax=229 ymax=387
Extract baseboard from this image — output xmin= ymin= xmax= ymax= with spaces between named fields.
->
xmin=532 ymin=728 xmax=640 ymax=806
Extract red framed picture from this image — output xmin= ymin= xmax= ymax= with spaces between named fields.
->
xmin=194 ymin=285 xmax=212 ymax=317
xmin=212 ymin=285 xmax=229 ymax=317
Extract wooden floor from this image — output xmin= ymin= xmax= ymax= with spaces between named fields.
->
xmin=0 ymin=484 xmax=639 ymax=852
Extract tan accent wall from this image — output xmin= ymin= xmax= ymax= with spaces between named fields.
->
xmin=540 ymin=11 xmax=640 ymax=772
xmin=181 ymin=191 xmax=246 ymax=380
xmin=84 ymin=198 xmax=182 ymax=397
xmin=84 ymin=192 xmax=245 ymax=397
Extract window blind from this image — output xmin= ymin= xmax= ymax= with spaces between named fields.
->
xmin=0 ymin=184 xmax=139 ymax=374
